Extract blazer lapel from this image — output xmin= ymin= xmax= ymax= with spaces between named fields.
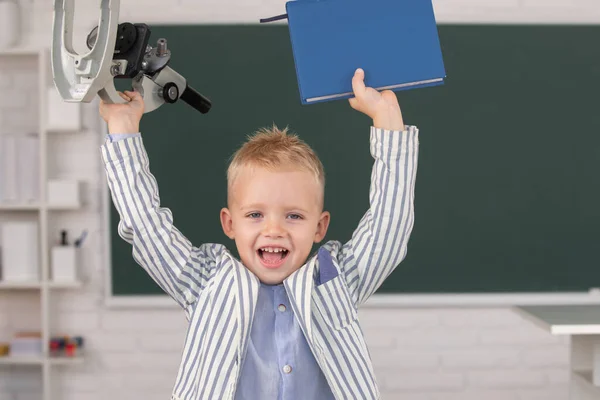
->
xmin=230 ymin=256 xmax=260 ymax=361
xmin=284 ymin=255 xmax=316 ymax=340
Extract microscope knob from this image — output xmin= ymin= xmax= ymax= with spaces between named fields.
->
xmin=114 ymin=23 xmax=138 ymax=55
xmin=161 ymin=82 xmax=179 ymax=104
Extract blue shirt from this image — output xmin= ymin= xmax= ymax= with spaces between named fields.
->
xmin=235 ymin=283 xmax=334 ymax=400
xmin=108 ymin=133 xmax=334 ymax=399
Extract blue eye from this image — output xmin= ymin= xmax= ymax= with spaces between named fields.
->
xmin=247 ymin=212 xmax=262 ymax=219
xmin=287 ymin=214 xmax=303 ymax=220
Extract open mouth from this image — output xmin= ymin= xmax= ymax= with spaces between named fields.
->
xmin=257 ymin=247 xmax=290 ymax=269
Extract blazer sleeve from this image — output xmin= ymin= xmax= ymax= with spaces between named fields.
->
xmin=101 ymin=136 xmax=223 ymax=310
xmin=336 ymin=126 xmax=419 ymax=306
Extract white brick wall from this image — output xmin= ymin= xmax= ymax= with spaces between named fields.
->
xmin=3 ymin=0 xmax=598 ymax=399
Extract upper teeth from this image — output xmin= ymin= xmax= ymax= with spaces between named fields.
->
xmin=261 ymin=248 xmax=286 ymax=253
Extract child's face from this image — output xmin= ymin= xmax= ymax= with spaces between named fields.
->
xmin=220 ymin=165 xmax=330 ymax=284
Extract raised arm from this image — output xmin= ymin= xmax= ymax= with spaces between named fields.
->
xmin=338 ymin=126 xmax=418 ymax=306
xmin=338 ymin=69 xmax=419 ymax=306
xmin=100 ymin=91 xmax=219 ymax=311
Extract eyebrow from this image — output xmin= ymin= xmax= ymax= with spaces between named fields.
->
xmin=240 ymin=204 xmax=310 ymax=214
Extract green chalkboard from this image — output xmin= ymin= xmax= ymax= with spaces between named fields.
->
xmin=109 ymin=24 xmax=600 ymax=297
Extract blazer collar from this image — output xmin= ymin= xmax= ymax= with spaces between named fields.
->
xmin=283 ymin=253 xmax=317 ymax=340
xmin=230 ymin=254 xmax=260 ymax=360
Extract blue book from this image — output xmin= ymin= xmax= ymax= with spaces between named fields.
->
xmin=276 ymin=0 xmax=446 ymax=104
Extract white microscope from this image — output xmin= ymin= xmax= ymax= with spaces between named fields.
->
xmin=51 ymin=0 xmax=211 ymax=114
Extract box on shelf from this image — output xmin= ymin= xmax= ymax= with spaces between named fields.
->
xmin=51 ymin=246 xmax=78 ymax=283
xmin=46 ymin=87 xmax=81 ymax=131
xmin=10 ymin=332 xmax=42 ymax=357
xmin=47 ymin=179 xmax=80 ymax=208
xmin=0 ymin=221 xmax=39 ymax=282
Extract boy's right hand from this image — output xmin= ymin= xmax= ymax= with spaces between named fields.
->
xmin=99 ymin=90 xmax=145 ymax=134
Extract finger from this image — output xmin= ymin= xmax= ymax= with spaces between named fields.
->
xmin=117 ymin=91 xmax=131 ymax=101
xmin=348 ymin=97 xmax=360 ymax=111
xmin=351 ymin=68 xmax=366 ymax=98
xmin=125 ymin=91 xmax=145 ymax=108
xmin=124 ymin=90 xmax=142 ymax=101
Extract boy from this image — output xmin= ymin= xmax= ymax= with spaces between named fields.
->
xmin=100 ymin=68 xmax=419 ymax=400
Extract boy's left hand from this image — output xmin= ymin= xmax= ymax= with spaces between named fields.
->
xmin=349 ymin=68 xmax=404 ymax=131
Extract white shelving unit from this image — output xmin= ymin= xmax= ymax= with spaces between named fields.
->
xmin=0 ymin=47 xmax=84 ymax=400
xmin=0 ymin=355 xmax=84 ymax=366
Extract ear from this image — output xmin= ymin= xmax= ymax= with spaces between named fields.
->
xmin=220 ymin=207 xmax=235 ymax=239
xmin=314 ymin=211 xmax=331 ymax=243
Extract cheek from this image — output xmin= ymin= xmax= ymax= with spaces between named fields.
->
xmin=290 ymin=224 xmax=319 ymax=247
xmin=234 ymin=221 xmax=260 ymax=244
xmin=235 ymin=236 xmax=256 ymax=263
xmin=232 ymin=216 xmax=254 ymax=231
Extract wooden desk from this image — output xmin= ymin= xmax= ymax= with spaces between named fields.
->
xmin=516 ymin=305 xmax=600 ymax=400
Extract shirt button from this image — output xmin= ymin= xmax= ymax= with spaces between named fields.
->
xmin=282 ymin=364 xmax=292 ymax=374
xmin=277 ymin=304 xmax=287 ymax=312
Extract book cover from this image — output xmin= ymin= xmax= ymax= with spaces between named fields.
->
xmin=285 ymin=0 xmax=446 ymax=104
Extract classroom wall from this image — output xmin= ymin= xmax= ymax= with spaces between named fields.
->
xmin=1 ymin=0 xmax=597 ymax=399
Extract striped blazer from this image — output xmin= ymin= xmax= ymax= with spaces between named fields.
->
xmin=101 ymin=126 xmax=419 ymax=400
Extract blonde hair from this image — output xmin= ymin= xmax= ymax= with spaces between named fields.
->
xmin=227 ymin=125 xmax=325 ymax=202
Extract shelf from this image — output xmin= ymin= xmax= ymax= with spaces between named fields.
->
xmin=0 ymin=281 xmax=41 ymax=289
xmin=47 ymin=129 xmax=92 ymax=135
xmin=48 ymin=281 xmax=83 ymax=289
xmin=48 ymin=204 xmax=82 ymax=211
xmin=0 ymin=281 xmax=82 ymax=290
xmin=0 ymin=355 xmax=84 ymax=366
xmin=0 ymin=47 xmax=40 ymax=56
xmin=0 ymin=203 xmax=41 ymax=211
xmin=0 ymin=203 xmax=82 ymax=211
xmin=0 ymin=355 xmax=44 ymax=365
xmin=49 ymin=356 xmax=84 ymax=366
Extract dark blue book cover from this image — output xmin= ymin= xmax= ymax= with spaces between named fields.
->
xmin=285 ymin=0 xmax=446 ymax=104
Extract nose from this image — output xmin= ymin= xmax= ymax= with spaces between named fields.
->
xmin=262 ymin=218 xmax=285 ymax=238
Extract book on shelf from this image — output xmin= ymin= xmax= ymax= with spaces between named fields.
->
xmin=0 ymin=134 xmax=39 ymax=204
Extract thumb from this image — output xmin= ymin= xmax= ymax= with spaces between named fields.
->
xmin=351 ymin=68 xmax=366 ymax=99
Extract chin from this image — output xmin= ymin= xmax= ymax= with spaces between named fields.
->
xmin=253 ymin=265 xmax=300 ymax=285
xmin=240 ymin=252 xmax=306 ymax=284
xmin=258 ymin=275 xmax=286 ymax=285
